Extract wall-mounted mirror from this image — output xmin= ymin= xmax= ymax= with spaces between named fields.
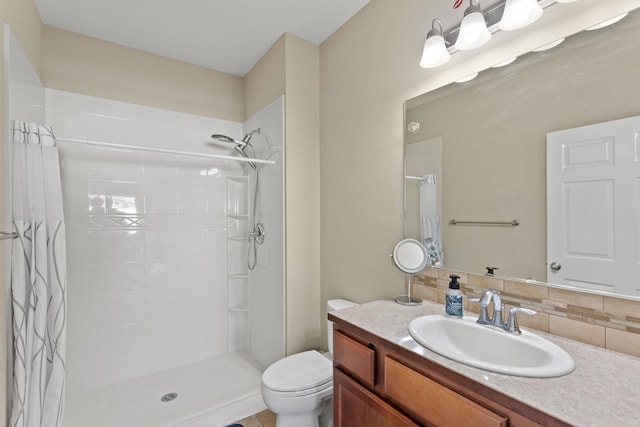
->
xmin=404 ymin=7 xmax=640 ymax=299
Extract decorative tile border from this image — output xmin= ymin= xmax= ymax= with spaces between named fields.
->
xmin=415 ymin=267 xmax=640 ymax=358
xmin=66 ymin=214 xmax=227 ymax=230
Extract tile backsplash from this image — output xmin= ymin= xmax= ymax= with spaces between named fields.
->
xmin=415 ymin=267 xmax=640 ymax=358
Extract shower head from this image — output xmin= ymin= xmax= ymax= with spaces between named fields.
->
xmin=210 ymin=134 xmax=247 ymax=149
xmin=210 ymin=128 xmax=262 ymax=169
xmin=210 ymin=128 xmax=261 ymax=148
xmin=242 ymin=128 xmax=261 ymax=144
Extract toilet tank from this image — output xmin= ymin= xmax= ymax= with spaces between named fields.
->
xmin=327 ymin=299 xmax=358 ymax=355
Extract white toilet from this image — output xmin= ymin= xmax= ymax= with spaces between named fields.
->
xmin=260 ymin=299 xmax=358 ymax=427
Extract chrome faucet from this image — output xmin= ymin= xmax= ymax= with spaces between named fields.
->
xmin=476 ymin=290 xmax=503 ymax=326
xmin=473 ymin=290 xmax=536 ymax=334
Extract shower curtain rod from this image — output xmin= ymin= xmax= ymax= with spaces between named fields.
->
xmin=57 ymin=137 xmax=276 ymax=166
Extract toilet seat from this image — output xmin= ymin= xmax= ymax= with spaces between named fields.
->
xmin=262 ymin=350 xmax=333 ymax=396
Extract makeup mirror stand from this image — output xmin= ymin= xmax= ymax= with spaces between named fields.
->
xmin=391 ymin=238 xmax=428 ymax=306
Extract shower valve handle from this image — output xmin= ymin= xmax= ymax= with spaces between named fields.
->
xmin=250 ymin=223 xmax=266 ymax=245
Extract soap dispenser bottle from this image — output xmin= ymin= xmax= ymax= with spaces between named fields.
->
xmin=445 ymin=274 xmax=464 ymax=317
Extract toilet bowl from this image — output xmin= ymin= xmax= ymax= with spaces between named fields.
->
xmin=260 ymin=299 xmax=358 ymax=427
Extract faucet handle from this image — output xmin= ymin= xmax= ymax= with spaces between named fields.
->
xmin=472 ymin=290 xmax=498 ymax=325
xmin=505 ymin=307 xmax=537 ymax=334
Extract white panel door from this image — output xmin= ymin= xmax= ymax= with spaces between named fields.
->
xmin=547 ymin=116 xmax=640 ymax=297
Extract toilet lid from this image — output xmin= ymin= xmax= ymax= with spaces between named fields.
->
xmin=262 ymin=350 xmax=332 ymax=392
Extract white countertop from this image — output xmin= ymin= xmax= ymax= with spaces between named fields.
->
xmin=330 ymin=299 xmax=640 ymax=427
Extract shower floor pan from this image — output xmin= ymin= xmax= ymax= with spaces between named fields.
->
xmin=64 ymin=352 xmax=266 ymax=427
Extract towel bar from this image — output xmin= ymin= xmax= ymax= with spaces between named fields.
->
xmin=449 ymin=219 xmax=519 ymax=227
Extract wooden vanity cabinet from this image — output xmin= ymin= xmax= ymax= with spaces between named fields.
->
xmin=334 ymin=369 xmax=419 ymax=427
xmin=331 ymin=322 xmax=573 ymax=427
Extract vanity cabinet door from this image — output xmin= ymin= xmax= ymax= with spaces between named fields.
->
xmin=333 ymin=330 xmax=376 ymax=387
xmin=334 ymin=369 xmax=419 ymax=427
xmin=384 ymin=357 xmax=508 ymax=427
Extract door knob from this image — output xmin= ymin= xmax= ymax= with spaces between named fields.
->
xmin=550 ymin=262 xmax=562 ymax=271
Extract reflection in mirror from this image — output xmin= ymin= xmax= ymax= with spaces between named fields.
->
xmin=392 ymin=239 xmax=428 ymax=306
xmin=405 ymin=137 xmax=443 ymax=266
xmin=404 ymin=7 xmax=640 ymax=298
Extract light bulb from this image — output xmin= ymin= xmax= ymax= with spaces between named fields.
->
xmin=420 ymin=35 xmax=451 ymax=68
xmin=420 ymin=19 xmax=451 ymax=68
xmin=455 ymin=10 xmax=491 ymax=51
xmin=500 ymin=0 xmax=543 ymax=31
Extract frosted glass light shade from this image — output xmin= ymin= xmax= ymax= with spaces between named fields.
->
xmin=455 ymin=11 xmax=491 ymax=51
xmin=499 ymin=0 xmax=543 ymax=31
xmin=420 ymin=35 xmax=451 ymax=68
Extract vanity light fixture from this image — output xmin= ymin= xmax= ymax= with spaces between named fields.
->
xmin=420 ymin=0 xmax=580 ymax=69
xmin=499 ymin=0 xmax=543 ymax=31
xmin=420 ymin=19 xmax=451 ymax=68
xmin=455 ymin=0 xmax=491 ymax=51
xmin=585 ymin=12 xmax=628 ymax=31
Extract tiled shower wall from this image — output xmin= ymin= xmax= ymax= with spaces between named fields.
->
xmin=46 ymin=89 xmax=254 ymax=395
xmin=61 ymin=152 xmax=238 ymax=393
xmin=244 ymin=97 xmax=285 ymax=369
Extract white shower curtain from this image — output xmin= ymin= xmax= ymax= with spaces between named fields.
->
xmin=9 ymin=121 xmax=67 ymax=427
xmin=419 ymin=174 xmax=443 ymax=266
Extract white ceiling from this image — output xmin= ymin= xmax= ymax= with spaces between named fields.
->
xmin=35 ymin=0 xmax=371 ymax=76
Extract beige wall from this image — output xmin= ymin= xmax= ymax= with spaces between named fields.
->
xmin=0 ymin=0 xmax=44 ymax=421
xmin=318 ymin=0 xmax=640 ymax=345
xmin=42 ymin=26 xmax=244 ymax=122
xmin=1 ymin=0 xmax=42 ymax=75
xmin=245 ymin=33 xmax=321 ymax=354
xmin=244 ymin=36 xmax=286 ymax=120
xmin=283 ymin=35 xmax=321 ymax=354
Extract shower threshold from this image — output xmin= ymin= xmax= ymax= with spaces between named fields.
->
xmin=64 ymin=352 xmax=266 ymax=427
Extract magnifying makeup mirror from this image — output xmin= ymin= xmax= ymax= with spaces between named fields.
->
xmin=391 ymin=238 xmax=428 ymax=306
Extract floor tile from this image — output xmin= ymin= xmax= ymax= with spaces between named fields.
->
xmin=255 ymin=409 xmax=276 ymax=424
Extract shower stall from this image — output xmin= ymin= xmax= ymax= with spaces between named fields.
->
xmin=4 ymin=29 xmax=284 ymax=426
xmin=52 ymin=90 xmax=284 ymax=426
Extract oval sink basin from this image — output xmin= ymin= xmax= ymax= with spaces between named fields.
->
xmin=408 ymin=315 xmax=575 ymax=378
